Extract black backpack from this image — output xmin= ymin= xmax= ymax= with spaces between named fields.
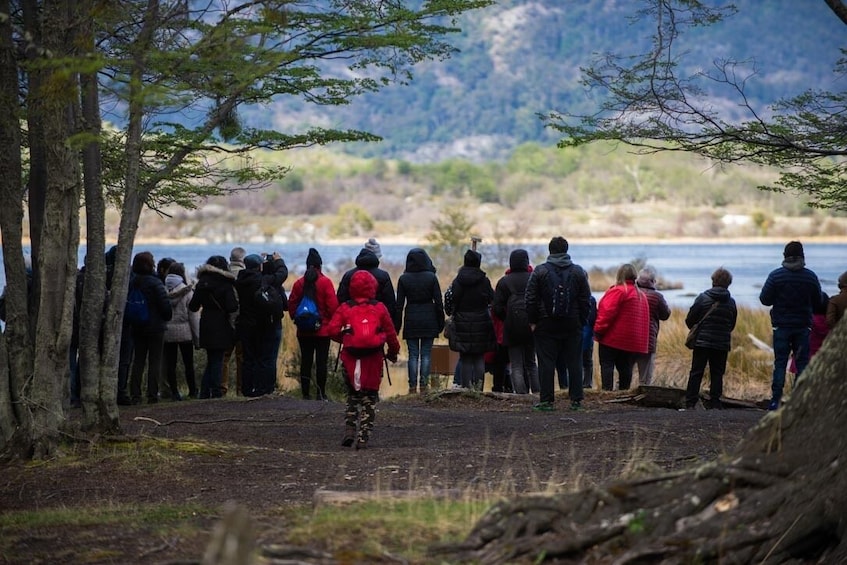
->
xmin=255 ymin=282 xmax=287 ymax=318
xmin=547 ymin=266 xmax=573 ymax=319
xmin=504 ymin=292 xmax=532 ymax=344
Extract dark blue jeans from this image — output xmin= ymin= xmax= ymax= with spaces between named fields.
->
xmin=535 ymin=331 xmax=583 ymax=405
xmin=772 ymin=326 xmax=810 ymax=402
xmin=406 ymin=337 xmax=434 ymax=389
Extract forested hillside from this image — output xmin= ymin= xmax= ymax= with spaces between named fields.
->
xmin=135 ymin=141 xmax=847 ymax=246
xmin=241 ymin=0 xmax=845 ymax=162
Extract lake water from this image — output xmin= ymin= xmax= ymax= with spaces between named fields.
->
xmin=5 ymin=241 xmax=846 ymax=309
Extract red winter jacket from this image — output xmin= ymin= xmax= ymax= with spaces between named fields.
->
xmin=594 ymin=281 xmax=650 ymax=354
xmin=288 ymin=268 xmax=339 ymax=338
xmin=326 ymin=271 xmax=401 ymax=391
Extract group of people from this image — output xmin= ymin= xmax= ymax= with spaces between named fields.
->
xmin=114 ymin=248 xmax=288 ymax=405
xmin=683 ymin=240 xmax=843 ymax=410
xmin=444 ymin=237 xmax=844 ymax=414
xmin=109 ymin=236 xmax=845 ymax=447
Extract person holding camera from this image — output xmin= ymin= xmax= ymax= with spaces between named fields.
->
xmin=234 ymin=251 xmax=288 ymax=396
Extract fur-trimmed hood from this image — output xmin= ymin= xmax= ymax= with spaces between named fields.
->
xmin=197 ymin=263 xmax=236 ymax=280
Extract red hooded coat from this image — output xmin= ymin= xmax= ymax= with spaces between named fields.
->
xmin=326 ymin=270 xmax=401 ymax=391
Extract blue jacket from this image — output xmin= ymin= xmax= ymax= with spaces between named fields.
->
xmin=759 ymin=259 xmax=822 ymax=328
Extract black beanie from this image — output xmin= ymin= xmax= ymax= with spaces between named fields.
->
xmin=463 ymin=249 xmax=481 ymax=268
xmin=306 ymin=247 xmax=322 ymax=268
xmin=783 ymin=241 xmax=804 ymax=258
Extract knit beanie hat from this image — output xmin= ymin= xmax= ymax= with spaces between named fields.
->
xmin=783 ymin=241 xmax=804 ymax=258
xmin=306 ymin=247 xmax=322 ymax=268
xmin=463 ymin=249 xmax=482 ymax=268
xmin=364 ymin=237 xmax=382 ymax=258
xmin=244 ymin=254 xmax=263 ymax=270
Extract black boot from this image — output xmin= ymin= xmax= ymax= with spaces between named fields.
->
xmin=341 ymin=426 xmax=355 ymax=447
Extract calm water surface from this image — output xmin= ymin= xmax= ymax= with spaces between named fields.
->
xmin=5 ymin=241 xmax=846 ymax=309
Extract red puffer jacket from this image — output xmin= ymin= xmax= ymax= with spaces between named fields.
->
xmin=594 ymin=281 xmax=650 ymax=354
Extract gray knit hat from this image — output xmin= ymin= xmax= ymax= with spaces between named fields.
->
xmin=364 ymin=237 xmax=382 ymax=258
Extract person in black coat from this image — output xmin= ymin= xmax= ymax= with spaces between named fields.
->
xmin=189 ymin=255 xmax=239 ymax=398
xmin=234 ymin=252 xmax=288 ymax=397
xmin=127 ymin=251 xmax=173 ymax=404
xmin=492 ymin=249 xmax=539 ymax=394
xmin=684 ymin=267 xmax=738 ymax=409
xmin=445 ymin=249 xmax=494 ymax=390
xmin=336 ymin=244 xmax=401 ymax=331
xmin=397 ymin=248 xmax=445 ymax=394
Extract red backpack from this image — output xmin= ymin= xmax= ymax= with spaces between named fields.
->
xmin=342 ymin=300 xmax=387 ymax=354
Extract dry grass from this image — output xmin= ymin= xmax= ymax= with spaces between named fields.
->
xmin=652 ymin=306 xmax=775 ymax=401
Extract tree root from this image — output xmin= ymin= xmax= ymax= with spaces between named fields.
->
xmin=435 ymin=458 xmax=842 ymax=564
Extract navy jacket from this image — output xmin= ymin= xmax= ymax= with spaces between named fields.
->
xmin=759 ymin=259 xmax=822 ymax=327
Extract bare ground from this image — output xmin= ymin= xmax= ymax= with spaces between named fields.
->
xmin=0 ymin=390 xmax=765 ymax=564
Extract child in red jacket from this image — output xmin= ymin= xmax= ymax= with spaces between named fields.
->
xmin=326 ymin=270 xmax=400 ymax=449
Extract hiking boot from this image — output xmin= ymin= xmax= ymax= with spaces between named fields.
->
xmin=532 ymin=401 xmax=555 ymax=412
xmin=342 ymin=427 xmax=355 ymax=447
xmin=355 ymin=439 xmax=368 ymax=450
xmin=570 ymin=401 xmax=583 ymax=411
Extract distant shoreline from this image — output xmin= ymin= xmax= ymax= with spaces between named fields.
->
xmin=9 ymin=235 xmax=847 ymax=247
xmin=129 ymin=235 xmax=847 ymax=246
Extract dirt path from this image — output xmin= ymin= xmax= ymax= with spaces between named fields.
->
xmin=0 ymin=391 xmax=764 ymax=564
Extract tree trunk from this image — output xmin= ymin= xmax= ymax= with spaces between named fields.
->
xmin=26 ymin=0 xmax=83 ymax=459
xmin=0 ymin=0 xmax=32 ymax=454
xmin=76 ymin=0 xmax=120 ymax=434
xmin=437 ymin=318 xmax=847 ymax=563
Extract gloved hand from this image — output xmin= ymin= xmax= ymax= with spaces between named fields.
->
xmin=386 ymin=352 xmax=398 ymax=363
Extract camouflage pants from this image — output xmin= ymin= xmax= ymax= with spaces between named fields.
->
xmin=345 ymin=389 xmax=378 ymax=442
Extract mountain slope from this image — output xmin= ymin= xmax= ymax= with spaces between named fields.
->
xmin=244 ymin=0 xmax=846 ymax=162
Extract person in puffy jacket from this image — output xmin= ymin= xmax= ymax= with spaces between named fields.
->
xmin=684 ymin=267 xmax=738 ymax=409
xmin=189 ymin=255 xmax=239 ymax=399
xmin=396 ymin=248 xmax=444 ymax=394
xmin=444 ymin=249 xmax=494 ymax=390
xmin=759 ymin=241 xmax=822 ymax=410
xmin=326 ymin=270 xmax=400 ymax=450
xmin=594 ymin=263 xmax=650 ymax=391
xmin=128 ymin=251 xmax=173 ymax=404
xmin=492 ymin=249 xmax=538 ymax=394
xmin=163 ymin=262 xmax=200 ymax=400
